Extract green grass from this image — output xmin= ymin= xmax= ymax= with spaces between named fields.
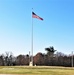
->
xmin=0 ymin=66 xmax=74 ymax=75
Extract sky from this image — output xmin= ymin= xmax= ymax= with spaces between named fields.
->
xmin=0 ymin=0 xmax=74 ymax=56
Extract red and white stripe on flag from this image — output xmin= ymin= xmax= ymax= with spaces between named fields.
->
xmin=32 ymin=12 xmax=43 ymax=20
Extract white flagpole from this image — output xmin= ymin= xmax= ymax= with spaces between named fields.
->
xmin=29 ymin=8 xmax=33 ymax=66
xmin=30 ymin=8 xmax=33 ymax=66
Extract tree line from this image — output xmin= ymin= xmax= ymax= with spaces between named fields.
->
xmin=0 ymin=46 xmax=74 ymax=67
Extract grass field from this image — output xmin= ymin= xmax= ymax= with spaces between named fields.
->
xmin=0 ymin=66 xmax=74 ymax=75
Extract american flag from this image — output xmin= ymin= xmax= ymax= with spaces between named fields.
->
xmin=32 ymin=12 xmax=43 ymax=20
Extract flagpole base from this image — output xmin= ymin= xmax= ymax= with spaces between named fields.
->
xmin=29 ymin=61 xmax=33 ymax=66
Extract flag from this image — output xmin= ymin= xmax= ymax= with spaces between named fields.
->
xmin=32 ymin=12 xmax=43 ymax=20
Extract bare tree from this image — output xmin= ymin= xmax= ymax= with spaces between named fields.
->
xmin=4 ymin=52 xmax=14 ymax=66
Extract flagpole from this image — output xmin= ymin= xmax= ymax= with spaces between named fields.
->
xmin=30 ymin=8 xmax=33 ymax=66
xmin=32 ymin=8 xmax=33 ymax=66
xmin=29 ymin=10 xmax=43 ymax=66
